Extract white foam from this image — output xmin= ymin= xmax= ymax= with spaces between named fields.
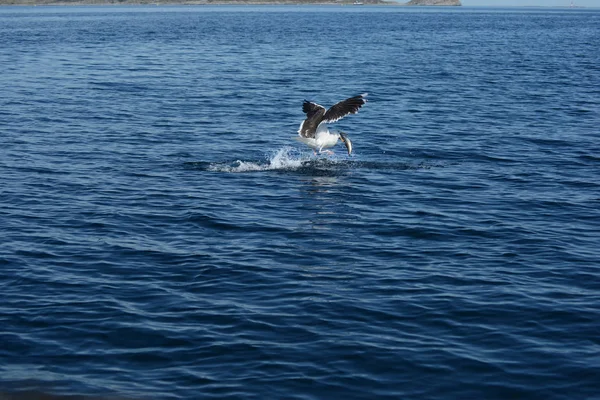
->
xmin=208 ymin=147 xmax=311 ymax=173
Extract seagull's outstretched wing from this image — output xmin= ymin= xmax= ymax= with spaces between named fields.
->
xmin=302 ymin=101 xmax=326 ymax=119
xmin=298 ymin=101 xmax=326 ymax=138
xmin=323 ymin=93 xmax=368 ymax=124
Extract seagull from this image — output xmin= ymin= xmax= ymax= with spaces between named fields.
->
xmin=296 ymin=93 xmax=367 ymax=155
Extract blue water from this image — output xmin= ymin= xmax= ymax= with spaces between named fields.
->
xmin=1 ymin=5 xmax=599 ymax=399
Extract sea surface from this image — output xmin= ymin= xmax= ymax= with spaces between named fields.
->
xmin=1 ymin=5 xmax=599 ymax=400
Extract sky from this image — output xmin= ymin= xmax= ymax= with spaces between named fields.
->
xmin=461 ymin=0 xmax=598 ymax=6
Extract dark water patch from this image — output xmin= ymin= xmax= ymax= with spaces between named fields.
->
xmin=0 ymin=391 xmax=130 ymax=400
xmin=579 ymin=154 xmax=600 ymax=162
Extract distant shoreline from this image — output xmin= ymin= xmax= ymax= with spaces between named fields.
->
xmin=2 ymin=1 xmax=592 ymax=7
xmin=1 ymin=0 xmax=400 ymax=6
xmin=2 ymin=0 xmax=596 ymax=6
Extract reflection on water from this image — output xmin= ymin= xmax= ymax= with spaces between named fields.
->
xmin=303 ymin=176 xmax=340 ymax=191
xmin=297 ymin=174 xmax=359 ymax=235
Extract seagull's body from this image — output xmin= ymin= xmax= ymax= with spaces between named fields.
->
xmin=296 ymin=94 xmax=367 ymax=155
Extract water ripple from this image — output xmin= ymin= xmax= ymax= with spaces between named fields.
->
xmin=1 ymin=5 xmax=599 ymax=400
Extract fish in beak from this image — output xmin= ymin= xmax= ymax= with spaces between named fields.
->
xmin=339 ymin=131 xmax=353 ymax=155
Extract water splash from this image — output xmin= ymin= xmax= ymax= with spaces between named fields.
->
xmin=208 ymin=147 xmax=315 ymax=173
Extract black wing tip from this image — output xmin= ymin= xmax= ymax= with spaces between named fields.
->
xmin=351 ymin=93 xmax=368 ymax=109
xmin=345 ymin=93 xmax=368 ymax=108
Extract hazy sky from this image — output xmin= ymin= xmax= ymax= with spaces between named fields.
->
xmin=461 ymin=0 xmax=598 ymax=6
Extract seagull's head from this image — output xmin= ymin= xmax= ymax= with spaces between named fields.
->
xmin=338 ymin=131 xmax=352 ymax=155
